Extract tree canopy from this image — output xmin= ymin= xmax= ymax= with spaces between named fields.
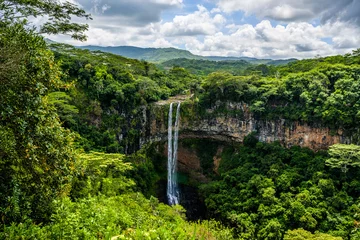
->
xmin=326 ymin=144 xmax=360 ymax=174
xmin=0 ymin=0 xmax=92 ymax=40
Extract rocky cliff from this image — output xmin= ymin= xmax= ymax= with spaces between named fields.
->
xmin=139 ymin=100 xmax=356 ymax=151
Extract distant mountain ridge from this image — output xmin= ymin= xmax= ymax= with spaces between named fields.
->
xmin=75 ymin=44 xmax=297 ymax=65
xmin=78 ymin=45 xmax=204 ymax=62
xmin=205 ymin=56 xmax=297 ymax=65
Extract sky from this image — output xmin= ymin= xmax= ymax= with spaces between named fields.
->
xmin=48 ymin=0 xmax=360 ymax=59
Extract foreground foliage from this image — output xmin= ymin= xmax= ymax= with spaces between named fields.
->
xmin=326 ymin=144 xmax=360 ymax=174
xmin=2 ymin=152 xmax=233 ymax=240
xmin=284 ymin=229 xmax=343 ymax=240
xmin=2 ymin=195 xmax=234 ymax=239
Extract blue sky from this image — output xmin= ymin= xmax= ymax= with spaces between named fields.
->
xmin=50 ymin=0 xmax=360 ymax=59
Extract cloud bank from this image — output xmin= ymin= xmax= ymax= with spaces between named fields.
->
xmin=217 ymin=0 xmax=360 ymax=26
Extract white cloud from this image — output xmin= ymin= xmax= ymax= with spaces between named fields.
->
xmin=160 ymin=5 xmax=226 ymax=36
xmin=322 ymin=21 xmax=360 ymax=49
xmin=180 ymin=20 xmax=359 ymax=59
xmin=152 ymin=38 xmax=174 ymax=48
xmin=210 ymin=8 xmax=221 ymax=13
xmin=74 ymin=0 xmax=183 ymax=27
xmin=217 ymin=0 xmax=320 ymax=21
xmin=216 ymin=0 xmax=360 ymax=25
xmin=269 ymin=4 xmax=313 ymax=21
xmin=101 ymin=4 xmax=111 ymax=14
xmin=152 ymin=0 xmax=183 ymax=6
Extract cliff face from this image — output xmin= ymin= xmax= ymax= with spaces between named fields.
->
xmin=140 ymin=100 xmax=354 ymax=151
xmin=162 ymin=142 xmax=211 ymax=183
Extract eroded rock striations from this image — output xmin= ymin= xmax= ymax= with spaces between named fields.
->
xmin=140 ymin=100 xmax=356 ymax=151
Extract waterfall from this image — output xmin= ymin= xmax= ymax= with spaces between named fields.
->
xmin=167 ymin=102 xmax=181 ymax=205
xmin=167 ymin=103 xmax=174 ymax=204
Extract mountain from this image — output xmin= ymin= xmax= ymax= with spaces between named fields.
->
xmin=77 ymin=45 xmax=204 ymax=62
xmin=267 ymin=58 xmax=298 ymax=65
xmin=75 ymin=45 xmax=297 ymax=65
xmin=205 ymin=56 xmax=266 ymax=62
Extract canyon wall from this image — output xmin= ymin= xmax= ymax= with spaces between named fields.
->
xmin=139 ymin=100 xmax=356 ymax=151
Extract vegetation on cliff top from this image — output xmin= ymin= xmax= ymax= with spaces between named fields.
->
xmin=198 ymin=52 xmax=360 ymax=133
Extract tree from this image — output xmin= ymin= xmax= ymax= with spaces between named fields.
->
xmin=0 ymin=0 xmax=92 ymax=40
xmin=0 ymin=0 xmax=91 ymax=221
xmin=0 ymin=1 xmax=91 ymax=224
xmin=47 ymin=91 xmax=79 ymax=126
xmin=326 ymin=144 xmax=360 ymax=174
xmin=0 ymin=23 xmax=79 ymax=224
xmin=352 ymin=48 xmax=360 ymax=57
xmin=71 ymin=152 xmax=135 ymax=199
xmin=258 ymin=218 xmax=283 ymax=240
xmin=284 ymin=229 xmax=342 ymax=240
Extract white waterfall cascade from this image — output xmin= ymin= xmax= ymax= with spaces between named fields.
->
xmin=167 ymin=102 xmax=181 ymax=205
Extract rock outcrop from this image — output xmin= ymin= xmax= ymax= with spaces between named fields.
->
xmin=163 ymin=142 xmax=210 ymax=183
xmin=140 ymin=100 xmax=355 ymax=151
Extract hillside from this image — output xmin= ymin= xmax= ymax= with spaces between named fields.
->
xmin=78 ymin=45 xmax=204 ymax=62
xmin=160 ymin=58 xmax=251 ymax=75
xmin=77 ymin=44 xmax=297 ymax=65
xmin=205 ymin=56 xmax=297 ymax=65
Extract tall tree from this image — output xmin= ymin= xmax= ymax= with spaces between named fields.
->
xmin=0 ymin=23 xmax=76 ymax=224
xmin=0 ymin=0 xmax=91 ymax=224
xmin=326 ymin=144 xmax=360 ymax=174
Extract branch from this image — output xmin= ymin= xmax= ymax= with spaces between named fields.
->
xmin=1 ymin=0 xmax=92 ymax=41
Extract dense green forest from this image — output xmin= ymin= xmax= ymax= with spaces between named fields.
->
xmin=2 ymin=1 xmax=360 ymax=239
xmin=159 ymin=58 xmax=298 ymax=76
xmin=49 ymin=43 xmax=199 ymax=153
xmin=159 ymin=58 xmax=251 ymax=76
xmin=200 ymin=136 xmax=360 ymax=239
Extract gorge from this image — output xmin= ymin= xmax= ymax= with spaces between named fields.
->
xmin=138 ymin=97 xmax=359 ymax=220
